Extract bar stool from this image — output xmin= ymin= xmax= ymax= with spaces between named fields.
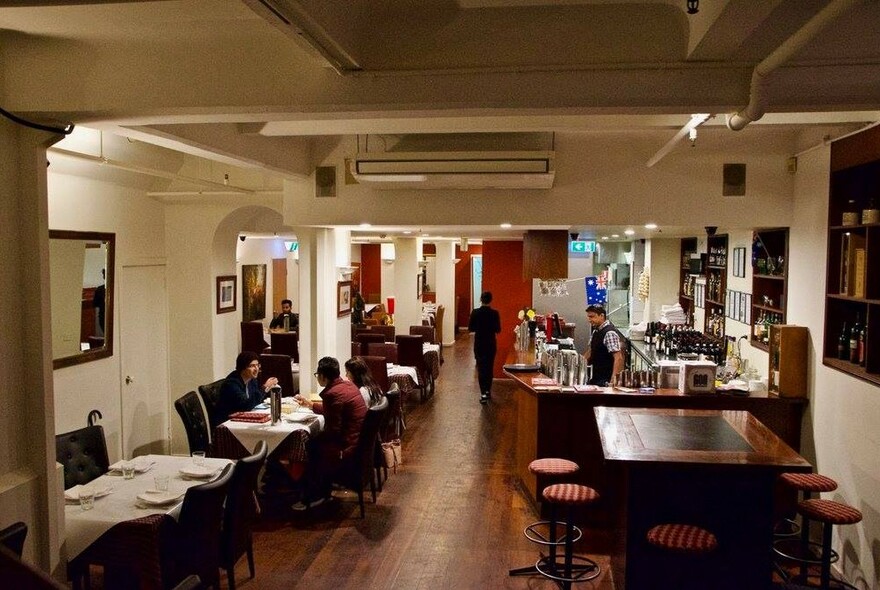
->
xmin=774 ymin=473 xmax=838 ymax=582
xmin=785 ymin=499 xmax=862 ymax=589
xmin=509 ymin=458 xmax=580 ymax=578
xmin=534 ymin=483 xmax=601 ymax=589
xmin=646 ymin=523 xmax=718 ymax=590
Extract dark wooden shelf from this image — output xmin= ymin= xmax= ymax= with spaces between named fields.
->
xmin=707 ymin=265 xmax=726 ymax=270
xmin=753 ymin=274 xmax=785 ymax=280
xmin=830 ymin=223 xmax=880 ymax=231
xmin=826 ymin=294 xmax=879 ymax=304
xmin=750 ymin=340 xmax=769 ymax=352
xmin=706 ymin=298 xmax=725 ymax=306
xmin=823 ymin=357 xmax=880 ymax=386
xmin=680 ymin=295 xmax=694 ymax=301
xmin=753 ymin=303 xmax=784 ymax=313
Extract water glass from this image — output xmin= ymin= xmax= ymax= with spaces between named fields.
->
xmin=79 ymin=488 xmax=95 ymax=511
xmin=191 ymin=451 xmax=206 ymax=467
xmin=154 ymin=474 xmax=170 ymax=492
xmin=121 ymin=461 xmax=136 ymax=480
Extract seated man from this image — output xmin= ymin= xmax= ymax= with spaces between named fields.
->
xmin=293 ymin=356 xmax=367 ymax=509
xmin=215 ymin=351 xmax=279 ymax=423
xmin=269 ymin=299 xmax=299 ymax=332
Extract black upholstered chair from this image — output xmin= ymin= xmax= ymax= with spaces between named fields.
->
xmin=169 ymin=464 xmax=234 ymax=589
xmin=396 ymin=334 xmax=432 ymax=399
xmin=197 ymin=379 xmax=225 ymax=433
xmin=55 ymin=425 xmax=110 ymax=490
xmin=332 ymin=397 xmax=388 ymax=518
xmin=0 ymin=542 xmax=66 ymax=589
xmin=174 ymin=391 xmax=211 ymax=455
xmin=220 ymin=441 xmax=268 ymax=590
xmin=269 ymin=331 xmax=299 ymax=362
xmin=0 ymin=521 xmax=27 ymax=558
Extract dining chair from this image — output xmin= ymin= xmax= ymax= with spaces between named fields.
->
xmin=351 ymin=341 xmax=363 ymax=358
xmin=331 ymin=397 xmax=388 ymax=518
xmin=269 ymin=331 xmax=299 ymax=362
xmin=355 ymin=332 xmax=385 ymax=347
xmin=220 ymin=441 xmax=268 ymax=590
xmin=370 ymin=324 xmax=396 ymax=342
xmin=365 ymin=342 xmax=398 ymax=364
xmin=0 ymin=542 xmax=67 ymax=590
xmin=361 ymin=355 xmax=390 ymax=394
xmin=0 ymin=521 xmax=27 ymax=558
xmin=55 ymin=425 xmax=110 ymax=490
xmin=170 ymin=464 xmax=234 ymax=589
xmin=174 ymin=391 xmax=211 ymax=455
xmin=395 ymin=334 xmax=433 ymax=400
xmin=240 ymin=321 xmax=269 ymax=355
xmin=197 ymin=379 xmax=225 ymax=433
xmin=259 ymin=353 xmax=296 ymax=397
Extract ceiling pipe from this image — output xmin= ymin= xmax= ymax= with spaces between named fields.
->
xmin=727 ymin=0 xmax=864 ymax=131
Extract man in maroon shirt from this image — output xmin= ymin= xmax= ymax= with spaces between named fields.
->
xmin=293 ymin=356 xmax=367 ymax=510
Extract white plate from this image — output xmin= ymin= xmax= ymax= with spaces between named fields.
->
xmin=108 ymin=459 xmax=156 ymax=474
xmin=178 ymin=465 xmax=217 ymax=479
xmin=136 ymin=490 xmax=184 ymax=506
xmin=282 ymin=412 xmax=317 ymax=423
xmin=65 ymin=483 xmax=114 ymax=502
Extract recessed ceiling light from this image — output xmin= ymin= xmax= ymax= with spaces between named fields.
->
xmin=359 ymin=222 xmax=371 ymax=228
xmin=611 ymin=234 xmax=620 ymax=238
xmin=624 ymin=229 xmax=635 ymax=236
xmin=422 ymin=233 xmax=430 ymax=237
xmin=500 ymin=223 xmax=512 ymax=229
xmin=601 ymin=236 xmax=609 ymax=240
xmin=645 ymin=223 xmax=658 ymax=230
xmin=403 ymin=230 xmax=412 ymax=235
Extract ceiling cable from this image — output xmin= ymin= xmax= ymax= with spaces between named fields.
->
xmin=0 ymin=106 xmax=74 ymax=135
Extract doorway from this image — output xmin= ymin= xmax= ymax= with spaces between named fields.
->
xmin=120 ymin=264 xmax=170 ymax=458
xmin=471 ymin=254 xmax=483 ymax=311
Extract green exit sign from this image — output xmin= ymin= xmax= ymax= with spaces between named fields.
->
xmin=570 ymin=240 xmax=596 ymax=253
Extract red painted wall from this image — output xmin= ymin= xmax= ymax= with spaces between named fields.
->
xmin=482 ymin=241 xmax=531 ymax=377
xmin=454 ymin=244 xmax=483 ymax=329
xmin=360 ymin=244 xmax=382 ymax=302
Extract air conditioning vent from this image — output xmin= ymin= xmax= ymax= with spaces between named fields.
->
xmin=349 ymin=151 xmax=555 ymax=189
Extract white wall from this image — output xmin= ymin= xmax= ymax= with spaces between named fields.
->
xmin=644 ymin=238 xmax=680 ymax=322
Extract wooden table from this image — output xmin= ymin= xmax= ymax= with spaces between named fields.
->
xmin=594 ymin=407 xmax=811 ymax=590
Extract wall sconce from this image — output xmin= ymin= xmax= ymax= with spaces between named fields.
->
xmin=687 ymin=0 xmax=699 ymax=14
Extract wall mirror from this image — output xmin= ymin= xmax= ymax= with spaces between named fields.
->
xmin=49 ymin=230 xmax=115 ymax=369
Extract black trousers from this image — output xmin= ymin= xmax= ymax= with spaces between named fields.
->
xmin=475 ymin=347 xmax=496 ymax=394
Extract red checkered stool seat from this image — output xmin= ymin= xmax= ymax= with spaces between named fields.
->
xmin=798 ymin=499 xmax=862 ymax=526
xmin=529 ymin=458 xmax=579 ymax=476
xmin=780 ymin=473 xmax=838 ymax=493
xmin=542 ymin=484 xmax=600 ymax=506
xmin=647 ymin=524 xmax=718 ymax=554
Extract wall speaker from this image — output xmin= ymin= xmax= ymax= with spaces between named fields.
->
xmin=316 ymin=166 xmax=337 ymax=198
xmin=722 ymin=163 xmax=746 ymax=196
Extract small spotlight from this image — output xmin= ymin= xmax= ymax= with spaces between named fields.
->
xmin=601 ymin=236 xmax=609 ymax=240
xmin=645 ymin=223 xmax=658 ymax=230
xmin=624 ymin=229 xmax=635 ymax=236
xmin=611 ymin=234 xmax=620 ymax=238
xmin=359 ymin=222 xmax=372 ymax=228
xmin=500 ymin=223 xmax=512 ymax=229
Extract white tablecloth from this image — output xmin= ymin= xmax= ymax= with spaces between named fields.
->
xmin=388 ymin=363 xmax=419 ymax=386
xmin=423 ymin=343 xmax=440 ymax=354
xmin=221 ymin=404 xmax=324 ymax=456
xmin=63 ymin=454 xmax=232 ymax=561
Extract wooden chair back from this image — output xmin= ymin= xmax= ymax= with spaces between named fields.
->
xmin=366 ymin=342 xmax=398 ymax=364
xmin=259 ymin=353 xmax=296 ymax=397
xmin=270 ymin=331 xmax=299 ymax=362
xmin=370 ymin=325 xmax=396 ymax=342
xmin=240 ymin=321 xmax=269 ymax=355
xmin=355 ymin=332 xmax=385 ymax=347
xmin=361 ymin=355 xmax=390 ymax=394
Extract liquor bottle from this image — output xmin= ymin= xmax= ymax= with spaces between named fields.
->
xmin=842 ymin=199 xmax=859 ymax=226
xmin=850 ymin=315 xmax=861 ymax=364
xmin=838 ymin=322 xmax=849 ymax=360
xmin=862 ymin=195 xmax=879 ymax=225
xmin=858 ymin=325 xmax=867 ymax=367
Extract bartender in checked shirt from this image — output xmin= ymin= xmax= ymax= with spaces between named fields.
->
xmin=583 ymin=305 xmax=625 ymax=386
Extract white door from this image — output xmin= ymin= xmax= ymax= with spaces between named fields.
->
xmin=120 ymin=265 xmax=170 ymax=458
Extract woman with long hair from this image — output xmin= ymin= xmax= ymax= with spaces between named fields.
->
xmin=345 ymin=356 xmax=384 ymax=407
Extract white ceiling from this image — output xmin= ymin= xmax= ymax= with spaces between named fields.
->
xmin=4 ymin=0 xmax=880 ymax=241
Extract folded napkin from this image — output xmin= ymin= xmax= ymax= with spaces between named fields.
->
xmin=229 ymin=411 xmax=271 ymax=423
xmin=108 ymin=458 xmax=156 ymax=474
xmin=64 ymin=483 xmax=112 ymax=502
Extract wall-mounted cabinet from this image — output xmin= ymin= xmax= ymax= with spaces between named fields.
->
xmin=823 ymin=124 xmax=880 ymax=385
xmin=751 ymin=228 xmax=789 ymax=351
xmin=704 ymin=234 xmax=727 ymax=339
xmin=679 ymin=237 xmax=698 ymax=315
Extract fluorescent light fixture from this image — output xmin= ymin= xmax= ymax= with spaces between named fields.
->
xmin=624 ymin=229 xmax=635 ymax=236
xmin=403 ymin=230 xmax=413 ymax=235
xmin=355 ymin=173 xmax=428 ymax=182
xmin=645 ymin=223 xmax=658 ymax=230
xmin=500 ymin=223 xmax=512 ymax=229
xmin=611 ymin=234 xmax=620 ymax=238
xmin=601 ymin=236 xmax=609 ymax=240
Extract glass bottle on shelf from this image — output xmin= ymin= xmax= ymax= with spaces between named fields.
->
xmin=858 ymin=324 xmax=867 ymax=367
xmin=838 ymin=322 xmax=849 ymax=360
xmin=842 ymin=199 xmax=859 ymax=226
xmin=850 ymin=314 xmax=861 ymax=364
xmin=862 ymin=195 xmax=879 ymax=225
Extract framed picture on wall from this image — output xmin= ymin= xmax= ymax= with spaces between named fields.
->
xmin=733 ymin=247 xmax=747 ymax=278
xmin=338 ymin=280 xmax=352 ymax=317
xmin=739 ymin=291 xmax=748 ymax=322
xmin=241 ymin=264 xmax=266 ymax=322
xmin=216 ymin=275 xmax=237 ymax=314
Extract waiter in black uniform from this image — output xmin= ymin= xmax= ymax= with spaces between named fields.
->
xmin=468 ymin=291 xmax=501 ymax=404
xmin=584 ymin=305 xmax=625 ymax=386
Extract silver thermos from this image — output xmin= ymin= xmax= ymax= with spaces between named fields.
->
xmin=269 ymin=385 xmax=282 ymax=424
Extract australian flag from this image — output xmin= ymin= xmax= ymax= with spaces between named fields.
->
xmin=585 ymin=272 xmax=607 ymax=305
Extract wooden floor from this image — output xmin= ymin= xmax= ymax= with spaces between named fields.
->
xmin=239 ymin=333 xmax=616 ymax=590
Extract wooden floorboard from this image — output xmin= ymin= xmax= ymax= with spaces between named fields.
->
xmin=240 ymin=332 xmax=614 ymax=590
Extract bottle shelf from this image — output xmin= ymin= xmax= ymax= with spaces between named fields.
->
xmin=750 ymin=340 xmax=770 ymax=352
xmin=826 ymin=294 xmax=880 ymax=304
xmin=753 ymin=303 xmax=784 ymax=314
xmin=706 ymin=298 xmax=725 ymax=306
xmin=707 ymin=264 xmax=726 ymax=270
xmin=753 ymin=274 xmax=785 ymax=280
xmin=823 ymin=357 xmax=880 ymax=387
xmin=681 ymin=295 xmax=694 ymax=301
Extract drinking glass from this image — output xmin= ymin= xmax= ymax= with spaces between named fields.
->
xmin=121 ymin=461 xmax=136 ymax=480
xmin=154 ymin=475 xmax=170 ymax=492
xmin=79 ymin=488 xmax=95 ymax=511
xmin=191 ymin=451 xmax=206 ymax=466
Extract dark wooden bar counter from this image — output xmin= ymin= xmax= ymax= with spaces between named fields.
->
xmin=504 ymin=354 xmax=808 ymax=528
xmin=596 ymin=407 xmax=811 ymax=590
